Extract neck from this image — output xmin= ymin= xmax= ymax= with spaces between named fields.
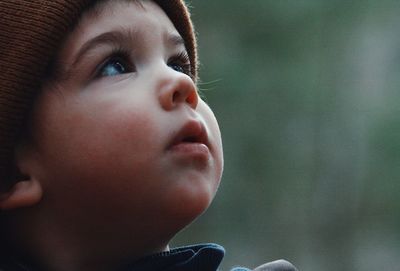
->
xmin=5 ymin=211 xmax=174 ymax=271
xmin=17 ymin=232 xmax=170 ymax=271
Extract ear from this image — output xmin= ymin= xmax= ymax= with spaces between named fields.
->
xmin=0 ymin=145 xmax=43 ymax=211
xmin=0 ymin=178 xmax=43 ymax=210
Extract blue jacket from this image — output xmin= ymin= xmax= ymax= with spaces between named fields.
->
xmin=0 ymin=243 xmax=298 ymax=271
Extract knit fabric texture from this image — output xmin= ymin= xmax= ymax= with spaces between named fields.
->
xmin=0 ymin=0 xmax=197 ymax=187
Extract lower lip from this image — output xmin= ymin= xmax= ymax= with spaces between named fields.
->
xmin=168 ymin=142 xmax=210 ymax=159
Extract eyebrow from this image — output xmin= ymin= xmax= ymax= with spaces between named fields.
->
xmin=166 ymin=32 xmax=185 ymax=47
xmin=69 ymin=28 xmax=186 ymax=73
xmin=71 ymin=28 xmax=139 ymax=69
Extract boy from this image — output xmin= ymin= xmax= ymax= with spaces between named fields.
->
xmin=0 ymin=0 xmax=299 ymax=270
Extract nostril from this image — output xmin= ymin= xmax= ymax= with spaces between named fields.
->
xmin=172 ymin=91 xmax=181 ymax=103
xmin=171 ymin=88 xmax=197 ymax=108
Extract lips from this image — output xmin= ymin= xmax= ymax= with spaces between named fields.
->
xmin=169 ymin=120 xmax=208 ymax=147
xmin=168 ymin=119 xmax=210 ymax=160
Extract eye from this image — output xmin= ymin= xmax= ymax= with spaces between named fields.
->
xmin=96 ymin=51 xmax=133 ymax=78
xmin=168 ymin=52 xmax=191 ymax=76
xmin=169 ymin=63 xmax=186 ymax=74
xmin=100 ymin=58 xmax=127 ymax=77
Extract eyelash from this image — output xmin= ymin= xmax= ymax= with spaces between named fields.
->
xmin=167 ymin=51 xmax=191 ymax=76
xmin=94 ymin=49 xmax=192 ymax=79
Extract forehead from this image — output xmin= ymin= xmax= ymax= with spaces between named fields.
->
xmin=81 ymin=0 xmax=175 ymax=34
xmin=83 ymin=0 xmax=178 ymax=40
xmin=59 ymin=0 xmax=181 ymax=63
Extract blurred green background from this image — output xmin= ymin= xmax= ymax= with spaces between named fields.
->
xmin=172 ymin=1 xmax=400 ymax=270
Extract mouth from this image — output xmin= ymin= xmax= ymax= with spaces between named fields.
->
xmin=168 ymin=120 xmax=210 ymax=159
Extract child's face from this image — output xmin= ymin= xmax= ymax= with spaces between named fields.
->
xmin=26 ymin=0 xmax=223 ymax=245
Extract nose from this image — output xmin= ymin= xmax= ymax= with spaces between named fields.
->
xmin=158 ymin=70 xmax=199 ymax=111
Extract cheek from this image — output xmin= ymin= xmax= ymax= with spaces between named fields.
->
xmin=194 ymin=100 xmax=224 ymax=204
xmin=32 ymin=98 xmax=167 ymax=224
xmin=198 ymin=100 xmax=224 ymax=174
xmin=33 ymin=92 xmax=161 ymax=190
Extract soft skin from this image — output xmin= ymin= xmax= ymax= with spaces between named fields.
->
xmin=0 ymin=1 xmax=223 ymax=271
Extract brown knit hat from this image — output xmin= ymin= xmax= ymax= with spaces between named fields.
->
xmin=0 ymin=0 xmax=197 ymax=188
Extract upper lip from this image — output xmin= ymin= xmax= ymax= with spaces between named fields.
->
xmin=168 ymin=119 xmax=209 ymax=149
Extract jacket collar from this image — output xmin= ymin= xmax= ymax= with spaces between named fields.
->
xmin=0 ymin=243 xmax=225 ymax=271
xmin=120 ymin=243 xmax=225 ymax=271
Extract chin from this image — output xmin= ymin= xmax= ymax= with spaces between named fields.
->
xmin=166 ymin=175 xmax=217 ymax=226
